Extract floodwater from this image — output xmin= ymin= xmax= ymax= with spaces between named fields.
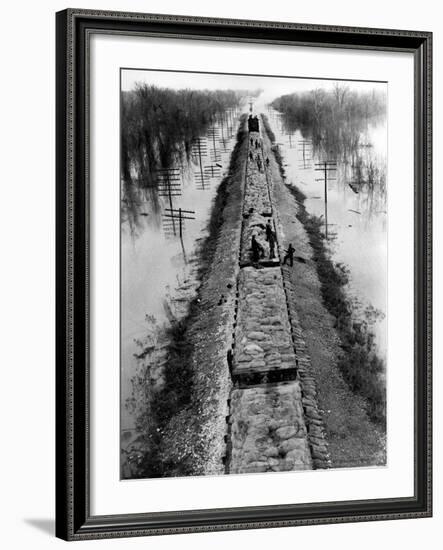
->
xmin=121 ymin=112 xmax=240 ymax=448
xmin=265 ymin=107 xmax=387 ymax=358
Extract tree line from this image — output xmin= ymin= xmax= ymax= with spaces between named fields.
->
xmin=271 ymin=84 xmax=386 ymax=158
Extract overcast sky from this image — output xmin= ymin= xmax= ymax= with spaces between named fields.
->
xmin=121 ymin=68 xmax=386 ymax=105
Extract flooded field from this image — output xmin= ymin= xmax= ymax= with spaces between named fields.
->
xmin=264 ymin=105 xmax=387 ymax=358
xmin=121 ymin=110 xmax=241 ymax=474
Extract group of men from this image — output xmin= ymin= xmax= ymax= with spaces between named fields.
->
xmin=250 ymin=220 xmax=295 ymax=266
xmin=248 ymin=151 xmax=271 ymax=173
xmin=246 ymin=131 xmax=295 ymax=267
xmin=248 ymin=136 xmax=272 ymax=172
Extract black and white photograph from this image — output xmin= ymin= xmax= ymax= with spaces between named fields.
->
xmin=120 ymin=69 xmax=388 ymax=480
xmin=0 ymin=0 xmax=437 ymax=546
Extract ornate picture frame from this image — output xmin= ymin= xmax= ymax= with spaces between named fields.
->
xmin=56 ymin=9 xmax=432 ymax=540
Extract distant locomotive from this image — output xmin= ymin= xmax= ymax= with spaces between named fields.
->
xmin=248 ymin=115 xmax=260 ymax=132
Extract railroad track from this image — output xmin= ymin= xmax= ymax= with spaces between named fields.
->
xmin=224 ymin=118 xmax=330 ymax=474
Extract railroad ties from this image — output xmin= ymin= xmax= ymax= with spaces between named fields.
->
xmin=225 ymin=128 xmax=313 ymax=475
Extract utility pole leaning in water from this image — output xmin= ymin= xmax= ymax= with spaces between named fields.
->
xmin=164 ymin=207 xmax=195 ymax=240
xmin=314 ymin=160 xmax=337 ymax=239
xmin=297 ymin=139 xmax=312 ymax=169
xmin=163 ymin=207 xmax=196 ymax=263
xmin=192 ymin=137 xmax=209 ymax=190
xmin=157 ymin=167 xmax=182 ymax=236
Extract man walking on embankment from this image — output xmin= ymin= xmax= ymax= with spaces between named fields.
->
xmin=282 ymin=243 xmax=295 ymax=267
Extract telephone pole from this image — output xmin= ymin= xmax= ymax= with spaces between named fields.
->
xmin=297 ymin=139 xmax=312 ymax=169
xmin=192 ymin=137 xmax=208 ymax=190
xmin=164 ymin=208 xmax=195 ymax=240
xmin=156 ymin=167 xmax=182 ymax=235
xmin=314 ymin=160 xmax=337 ymax=239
